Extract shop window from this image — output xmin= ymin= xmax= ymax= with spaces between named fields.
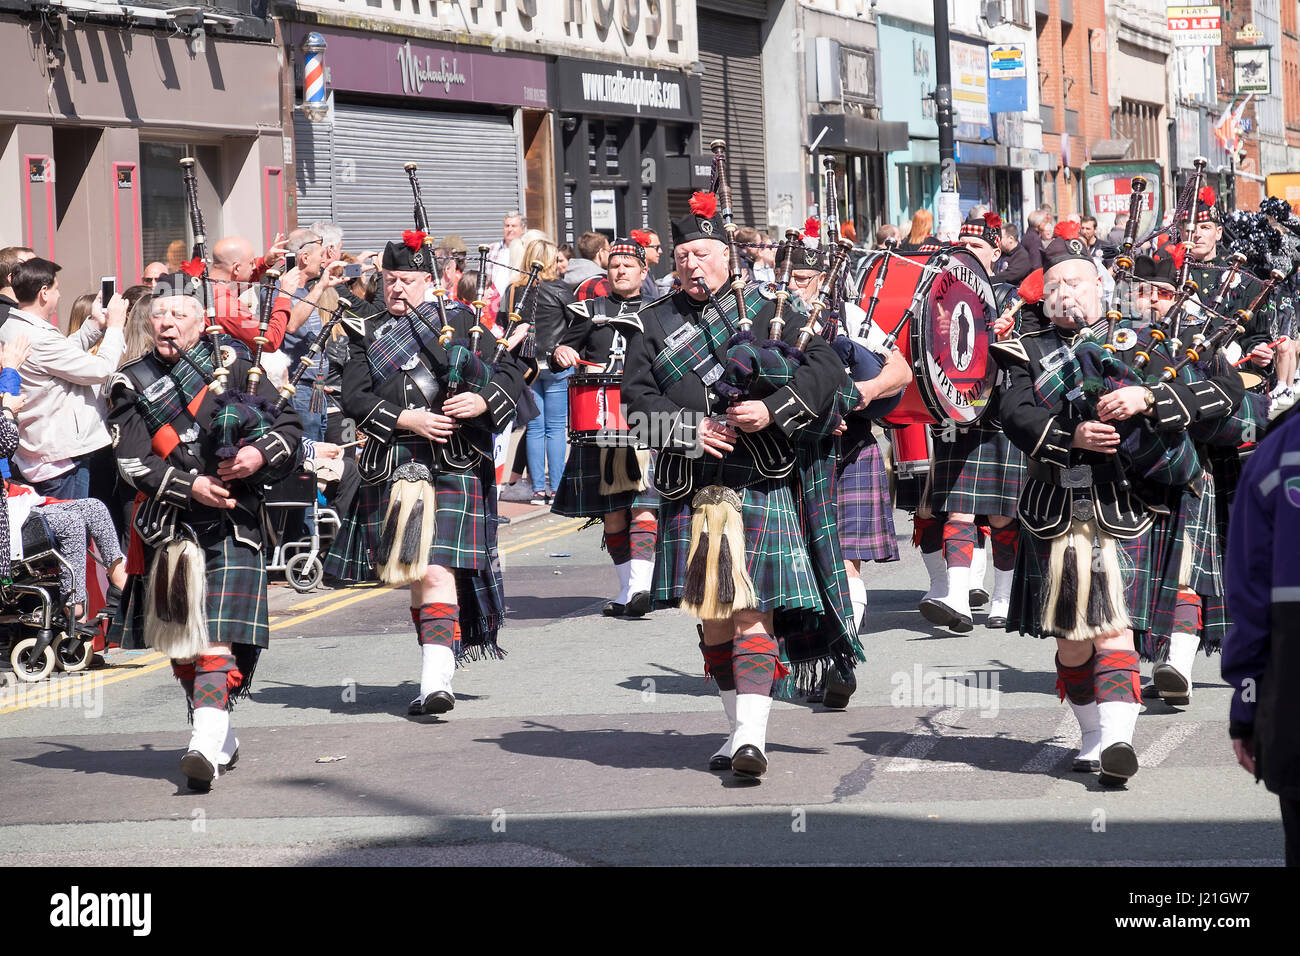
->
xmin=53 ymin=128 xmax=99 ymax=229
xmin=140 ymin=142 xmax=221 ymax=270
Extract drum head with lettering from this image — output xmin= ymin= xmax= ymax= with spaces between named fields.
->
xmin=912 ymin=249 xmax=998 ymax=426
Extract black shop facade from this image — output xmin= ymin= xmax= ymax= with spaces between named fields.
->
xmin=552 ymin=56 xmax=703 ymax=252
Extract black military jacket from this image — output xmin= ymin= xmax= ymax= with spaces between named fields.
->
xmin=550 ymin=292 xmax=643 ymax=373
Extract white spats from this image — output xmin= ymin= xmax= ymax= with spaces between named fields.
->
xmin=1166 ymin=631 xmax=1200 ymax=690
xmin=627 ymin=558 xmax=655 ymax=600
xmin=612 ymin=561 xmax=632 ymax=605
xmin=942 ymin=563 xmax=972 ymax=619
xmin=420 ymin=643 xmax=456 ymax=698
xmin=988 ymin=567 xmax=1015 ymax=620
xmin=712 ymin=689 xmax=737 ymax=763
xmin=969 ymin=541 xmax=988 ymax=599
xmin=187 ymin=705 xmax=228 ymax=776
xmin=921 ymin=550 xmax=947 ymax=603
xmin=1068 ymin=699 xmax=1102 ymax=763
xmin=847 ymin=576 xmax=867 ymax=633
xmin=1098 ymin=700 xmax=1141 ymax=753
xmin=731 ymin=693 xmax=773 ymax=758
xmin=218 ymin=726 xmax=239 ymax=768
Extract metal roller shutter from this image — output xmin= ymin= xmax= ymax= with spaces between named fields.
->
xmin=698 ymin=12 xmax=768 ymax=233
xmin=293 ymin=112 xmax=333 ymax=228
xmin=294 ymin=101 xmax=521 ymax=249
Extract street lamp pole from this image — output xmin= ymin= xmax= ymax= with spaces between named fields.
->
xmin=933 ymin=0 xmax=960 ymax=240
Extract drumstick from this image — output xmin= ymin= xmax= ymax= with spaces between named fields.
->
xmin=1233 ymin=338 xmax=1288 ymax=366
xmin=574 ymin=358 xmax=605 ymax=368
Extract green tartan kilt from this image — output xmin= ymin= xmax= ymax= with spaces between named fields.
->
xmin=929 ymin=422 xmax=1025 ymax=518
xmin=550 ymin=444 xmax=660 ymax=518
xmin=652 ymin=477 xmax=822 ymax=615
xmin=324 ymin=438 xmax=490 ymax=583
xmin=1135 ymin=473 xmax=1228 ymax=661
xmin=111 ymin=532 xmax=269 ymax=650
xmin=1007 ymin=523 xmax=1149 ymax=640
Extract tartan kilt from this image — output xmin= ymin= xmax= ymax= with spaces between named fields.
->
xmin=1208 ymin=445 xmax=1243 ymax=550
xmin=1136 ymin=473 xmax=1227 ymax=661
xmin=929 ymin=423 xmax=1025 ymax=518
xmin=325 ymin=437 xmax=490 ymax=582
xmin=652 ymin=477 xmax=822 ymax=615
xmin=836 ymin=442 xmax=899 ymax=562
xmin=111 ymin=532 xmax=269 ymax=651
xmin=551 ymin=444 xmax=660 ymax=518
xmin=1007 ymin=523 xmax=1149 ymax=640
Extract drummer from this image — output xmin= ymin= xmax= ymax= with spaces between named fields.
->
xmin=550 ymin=237 xmax=659 ymax=617
xmin=916 ymin=211 xmax=1026 ymax=633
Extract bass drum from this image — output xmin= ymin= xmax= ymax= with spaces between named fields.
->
xmin=854 ymin=247 xmax=999 ymax=427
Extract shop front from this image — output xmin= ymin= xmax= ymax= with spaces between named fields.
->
xmin=552 ymin=57 xmax=700 ymax=247
xmin=287 ymin=24 xmax=550 ymax=249
xmin=0 ymin=8 xmax=281 ymax=316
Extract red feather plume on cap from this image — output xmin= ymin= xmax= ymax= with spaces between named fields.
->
xmin=983 ymin=212 xmax=1002 ymax=230
xmin=403 ymin=229 xmax=427 ymax=250
xmin=803 ymin=217 xmax=821 ymax=239
xmin=1199 ymin=186 xmax=1216 ymax=206
xmin=1053 ymin=220 xmax=1080 ymax=240
xmin=688 ymin=191 xmax=717 ymax=219
xmin=1166 ymin=243 xmax=1186 ymax=271
xmin=630 ymin=229 xmax=652 ymax=247
xmin=1017 ymin=268 xmax=1045 ymax=305
xmin=181 ymin=257 xmax=205 ymax=278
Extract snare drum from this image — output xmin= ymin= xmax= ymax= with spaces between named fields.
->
xmin=855 ymin=248 xmax=999 ymax=427
xmin=887 ymin=420 xmax=933 ymax=479
xmin=568 ymin=371 xmax=630 ymax=446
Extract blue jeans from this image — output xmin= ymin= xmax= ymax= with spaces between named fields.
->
xmin=30 ymin=456 xmax=92 ymax=500
xmin=527 ymin=368 xmax=571 ymax=493
xmin=292 ymin=381 xmax=327 ymax=443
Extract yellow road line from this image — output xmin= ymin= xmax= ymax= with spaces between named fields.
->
xmin=281 ymin=581 xmax=381 ymax=611
xmin=2 ymin=519 xmax=589 ymax=714
xmin=0 ymin=655 xmax=171 ymax=716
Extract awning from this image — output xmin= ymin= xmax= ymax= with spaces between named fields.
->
xmin=807 ymin=113 xmax=910 ymax=154
xmin=1091 ymin=138 xmax=1132 ymax=161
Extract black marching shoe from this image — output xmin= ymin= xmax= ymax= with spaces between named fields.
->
xmin=1071 ymin=757 xmax=1101 ymax=773
xmin=731 ymin=745 xmax=768 ymax=778
xmin=1097 ymin=741 xmax=1139 ymax=787
xmin=421 ymin=691 xmax=455 ymax=715
xmin=601 ymin=601 xmax=626 ymax=618
xmin=180 ymin=751 xmax=217 ymax=792
xmin=1151 ymin=663 xmax=1191 ymax=705
xmin=821 ymin=667 xmax=857 ymax=710
xmin=623 ymin=592 xmax=652 ymax=619
xmin=918 ymin=597 xmax=957 ymax=628
xmin=709 ymin=753 xmax=732 ymax=772
xmin=986 ymin=615 xmax=1008 ymax=629
xmin=969 ymin=587 xmax=990 ymax=608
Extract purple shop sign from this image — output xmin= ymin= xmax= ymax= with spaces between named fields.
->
xmin=293 ymin=25 xmax=549 ymax=110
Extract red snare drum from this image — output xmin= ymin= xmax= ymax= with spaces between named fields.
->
xmin=855 ymin=248 xmax=998 ymax=427
xmin=568 ymin=372 xmax=629 ymax=445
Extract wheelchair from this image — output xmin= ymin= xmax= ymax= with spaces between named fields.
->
xmin=2 ymin=512 xmax=97 ymax=683
xmin=263 ymin=462 xmax=340 ymax=593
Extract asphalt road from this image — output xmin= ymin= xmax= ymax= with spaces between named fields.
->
xmin=0 ymin=508 xmax=1284 ymax=866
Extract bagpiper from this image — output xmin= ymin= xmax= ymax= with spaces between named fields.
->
xmin=549 ymin=236 xmax=659 ymax=617
xmin=106 ymin=272 xmax=303 ymax=790
xmin=622 ymin=189 xmax=862 ymax=778
xmin=325 ymin=232 xmax=529 ymax=717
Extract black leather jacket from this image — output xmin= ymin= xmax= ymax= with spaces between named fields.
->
xmin=528 ymin=279 xmax=576 ymax=364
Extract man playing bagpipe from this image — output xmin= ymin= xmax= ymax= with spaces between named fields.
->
xmin=550 ymin=236 xmax=659 ymax=618
xmin=325 ymin=233 xmax=530 ymax=718
xmin=1119 ymin=245 xmax=1245 ymax=707
xmin=622 ymin=192 xmax=864 ymax=778
xmin=777 ymin=226 xmax=910 ymax=703
xmin=916 ymin=212 xmax=1027 ymax=632
xmin=994 ymin=231 xmax=1216 ymax=786
xmin=106 ymin=272 xmax=304 ymax=791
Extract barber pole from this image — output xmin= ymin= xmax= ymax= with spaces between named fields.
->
xmin=302 ymin=33 xmax=328 ymax=123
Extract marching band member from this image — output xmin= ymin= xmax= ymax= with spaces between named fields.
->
xmin=550 ymin=237 xmax=659 ymax=618
xmin=996 ymin=233 xmax=1159 ymax=786
xmin=622 ymin=193 xmax=861 ymax=778
xmin=107 ymin=273 xmax=303 ymax=790
xmin=326 ymin=233 xmax=529 ymax=718
xmin=920 ymin=212 xmax=1026 ymax=631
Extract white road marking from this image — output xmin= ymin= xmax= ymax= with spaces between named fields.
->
xmin=886 ymin=709 xmax=975 ymax=772
xmin=1017 ymin=709 xmax=1080 ymax=773
xmin=1138 ymin=722 xmax=1202 ymax=768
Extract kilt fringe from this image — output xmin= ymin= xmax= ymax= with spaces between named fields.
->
xmin=553 ymin=444 xmax=659 ymax=518
xmin=1041 ymin=520 xmax=1131 ymax=641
